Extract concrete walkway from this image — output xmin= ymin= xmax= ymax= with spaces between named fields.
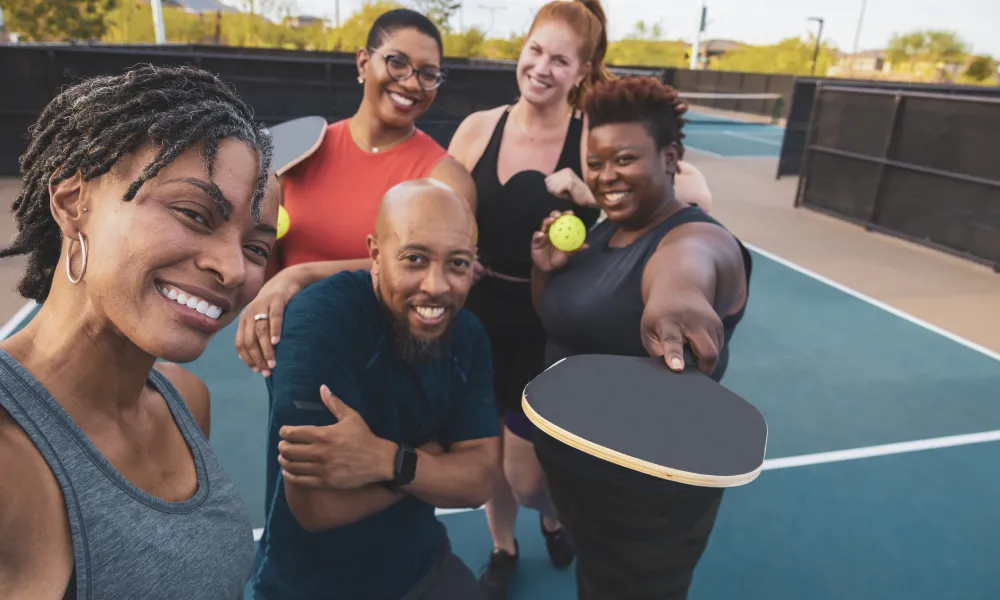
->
xmin=689 ymin=150 xmax=1000 ymax=356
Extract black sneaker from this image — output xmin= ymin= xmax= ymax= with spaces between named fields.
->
xmin=479 ymin=540 xmax=518 ymax=600
xmin=540 ymin=515 xmax=574 ymax=569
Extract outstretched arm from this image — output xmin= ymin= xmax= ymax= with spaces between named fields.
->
xmin=639 ymin=222 xmax=747 ymax=374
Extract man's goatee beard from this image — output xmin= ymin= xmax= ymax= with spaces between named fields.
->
xmin=376 ymin=285 xmax=453 ymax=363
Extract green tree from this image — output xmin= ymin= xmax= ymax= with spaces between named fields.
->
xmin=0 ymin=0 xmax=115 ymax=41
xmin=329 ymin=1 xmax=404 ymax=52
xmin=624 ymin=19 xmax=664 ymax=41
xmin=965 ymin=55 xmax=996 ymax=81
xmin=712 ymin=36 xmax=838 ymax=76
xmin=410 ymin=0 xmax=460 ymax=33
xmin=888 ymin=29 xmax=968 ymax=67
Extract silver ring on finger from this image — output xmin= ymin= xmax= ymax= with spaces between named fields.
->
xmin=253 ymin=313 xmax=269 ymax=321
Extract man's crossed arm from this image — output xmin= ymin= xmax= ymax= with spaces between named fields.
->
xmin=278 ymin=385 xmax=499 ymax=533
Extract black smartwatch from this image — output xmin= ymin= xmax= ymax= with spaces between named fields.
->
xmin=391 ymin=444 xmax=417 ymax=486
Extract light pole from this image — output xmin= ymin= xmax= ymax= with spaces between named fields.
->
xmin=807 ymin=17 xmax=825 ymax=76
xmin=690 ymin=0 xmax=707 ymax=70
xmin=150 ymin=0 xmax=166 ymax=44
xmin=848 ymin=0 xmax=868 ymax=75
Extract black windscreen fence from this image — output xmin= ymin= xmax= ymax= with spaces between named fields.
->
xmin=0 ymin=44 xmax=674 ymax=176
xmin=777 ymin=78 xmax=1000 ymax=179
xmin=795 ymin=86 xmax=1000 ymax=270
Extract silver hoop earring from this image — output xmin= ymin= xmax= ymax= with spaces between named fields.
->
xmin=66 ymin=231 xmax=87 ymax=284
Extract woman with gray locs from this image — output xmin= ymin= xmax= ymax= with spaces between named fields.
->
xmin=0 ymin=64 xmax=280 ymax=598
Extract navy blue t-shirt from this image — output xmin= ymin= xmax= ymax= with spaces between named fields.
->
xmin=253 ymin=270 xmax=498 ymax=600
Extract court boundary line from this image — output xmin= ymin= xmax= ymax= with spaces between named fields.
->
xmin=722 ymin=131 xmax=783 ymax=146
xmin=744 ymin=242 xmax=1000 ymax=363
xmin=683 ymin=145 xmax=724 ymax=158
xmin=335 ymin=427 xmax=1000 ymax=523
xmin=0 ymin=300 xmax=37 ymax=339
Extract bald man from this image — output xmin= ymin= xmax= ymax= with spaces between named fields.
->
xmin=254 ymin=180 xmax=498 ymax=600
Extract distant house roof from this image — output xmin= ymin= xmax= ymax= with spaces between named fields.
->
xmin=845 ymin=49 xmax=888 ymax=59
xmin=164 ymin=0 xmax=239 ymax=13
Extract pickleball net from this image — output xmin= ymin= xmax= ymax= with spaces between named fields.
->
xmin=676 ymin=91 xmax=786 ymax=126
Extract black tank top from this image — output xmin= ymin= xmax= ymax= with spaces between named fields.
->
xmin=534 ymin=205 xmax=754 ymax=490
xmin=463 ymin=107 xmax=601 ymax=340
xmin=469 ymin=106 xmax=601 ymax=280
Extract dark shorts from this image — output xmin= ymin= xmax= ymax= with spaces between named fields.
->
xmin=537 ymin=440 xmax=725 ymax=600
xmin=401 ymin=548 xmax=488 ymax=600
xmin=254 ymin=535 xmax=485 ymax=600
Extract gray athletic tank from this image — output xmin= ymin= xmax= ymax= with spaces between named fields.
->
xmin=0 ymin=350 xmax=255 ymax=599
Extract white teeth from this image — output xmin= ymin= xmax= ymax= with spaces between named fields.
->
xmin=415 ymin=306 xmax=445 ymax=320
xmin=157 ymin=284 xmax=224 ymax=321
xmin=390 ymin=92 xmax=414 ymax=106
xmin=528 ymin=76 xmax=550 ymax=89
xmin=605 ymin=191 xmax=629 ymax=203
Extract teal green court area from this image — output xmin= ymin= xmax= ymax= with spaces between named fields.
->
xmin=682 ymin=108 xmax=786 ymax=157
xmin=6 ymin=247 xmax=1000 ymax=599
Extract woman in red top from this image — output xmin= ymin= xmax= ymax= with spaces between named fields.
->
xmin=235 ymin=9 xmax=475 ymax=373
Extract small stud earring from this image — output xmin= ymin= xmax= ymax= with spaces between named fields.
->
xmin=357 ymin=76 xmax=365 ymax=84
xmin=82 ymin=207 xmax=88 ymax=212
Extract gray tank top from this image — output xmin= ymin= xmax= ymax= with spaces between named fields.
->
xmin=0 ymin=350 xmax=255 ymax=599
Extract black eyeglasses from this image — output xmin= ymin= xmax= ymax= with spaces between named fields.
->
xmin=368 ymin=49 xmax=446 ymax=91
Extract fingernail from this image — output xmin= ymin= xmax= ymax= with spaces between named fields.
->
xmin=262 ymin=370 xmax=271 ymax=377
xmin=268 ymin=360 xmax=275 ymax=369
xmin=252 ymin=367 xmax=259 ymax=373
xmin=670 ymin=358 xmax=683 ymax=370
xmin=272 ymin=336 xmax=279 ymax=344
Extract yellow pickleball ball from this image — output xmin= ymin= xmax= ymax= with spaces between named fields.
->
xmin=548 ymin=214 xmax=587 ymax=252
xmin=277 ymin=205 xmax=290 ymax=240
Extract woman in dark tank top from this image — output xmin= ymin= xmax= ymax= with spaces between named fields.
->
xmin=0 ymin=65 xmax=276 ymax=599
xmin=529 ymin=76 xmax=753 ymax=599
xmin=446 ymin=2 xmax=615 ymax=595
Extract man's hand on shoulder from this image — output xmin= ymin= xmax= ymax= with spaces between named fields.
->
xmin=154 ymin=362 xmax=211 ymax=438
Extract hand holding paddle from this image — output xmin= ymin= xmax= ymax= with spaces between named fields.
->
xmin=640 ymin=290 xmax=725 ymax=376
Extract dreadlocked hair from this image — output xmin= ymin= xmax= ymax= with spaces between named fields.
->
xmin=582 ymin=76 xmax=689 ymax=160
xmin=1 ymin=63 xmax=273 ymax=303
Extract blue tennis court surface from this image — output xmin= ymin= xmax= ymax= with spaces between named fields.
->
xmin=684 ymin=108 xmax=785 ymax=158
xmin=5 ymin=246 xmax=1000 ymax=599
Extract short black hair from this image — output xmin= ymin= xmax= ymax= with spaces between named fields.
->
xmin=366 ymin=8 xmax=443 ymax=57
xmin=1 ymin=63 xmax=272 ymax=303
xmin=583 ymin=76 xmax=688 ymax=159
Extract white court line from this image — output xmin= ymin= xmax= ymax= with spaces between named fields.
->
xmin=0 ymin=300 xmax=37 ymax=339
xmin=762 ymin=429 xmax=1000 ymax=471
xmin=372 ymin=428 xmax=1000 ymax=519
xmin=722 ymin=130 xmax=783 ymax=146
xmin=744 ymin=242 xmax=1000 ymax=363
xmin=682 ymin=145 xmax=724 ymax=158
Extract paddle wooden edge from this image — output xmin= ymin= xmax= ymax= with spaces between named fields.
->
xmin=273 ymin=117 xmax=327 ymax=177
xmin=522 ymin=392 xmax=765 ymax=488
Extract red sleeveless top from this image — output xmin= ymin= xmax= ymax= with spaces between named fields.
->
xmin=276 ymin=119 xmax=448 ymax=269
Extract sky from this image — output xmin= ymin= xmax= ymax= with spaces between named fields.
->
xmin=275 ymin=0 xmax=1000 ymax=57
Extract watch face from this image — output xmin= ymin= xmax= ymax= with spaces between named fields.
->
xmin=396 ymin=445 xmax=418 ymax=484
